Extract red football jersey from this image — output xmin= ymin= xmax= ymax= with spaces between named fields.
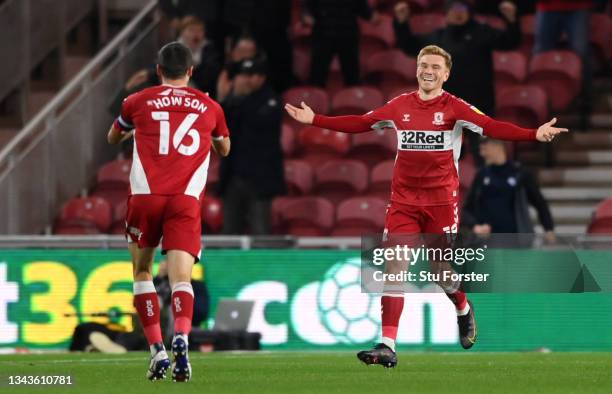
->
xmin=313 ymin=90 xmax=536 ymax=206
xmin=116 ymin=85 xmax=229 ymax=199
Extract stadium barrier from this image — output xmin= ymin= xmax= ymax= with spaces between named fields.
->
xmin=1 ymin=235 xmax=611 ymax=351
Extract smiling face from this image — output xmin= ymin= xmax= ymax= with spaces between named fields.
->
xmin=416 ymin=54 xmax=450 ymax=94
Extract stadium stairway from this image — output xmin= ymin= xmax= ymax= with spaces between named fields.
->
xmin=0 ymin=1 xmax=145 ymax=145
xmin=519 ymin=76 xmax=612 ymax=234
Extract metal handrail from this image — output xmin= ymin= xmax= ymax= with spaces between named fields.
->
xmin=0 ymin=0 xmax=158 ymax=178
xmin=0 ymin=235 xmax=364 ymax=250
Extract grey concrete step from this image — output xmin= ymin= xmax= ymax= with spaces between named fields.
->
xmin=534 ymin=224 xmax=587 ymax=234
xmin=556 ymin=132 xmax=612 ymax=149
xmin=542 ymin=187 xmax=612 ymax=202
xmin=530 ymin=205 xmax=594 ymax=225
xmin=538 ymin=167 xmax=612 ymax=186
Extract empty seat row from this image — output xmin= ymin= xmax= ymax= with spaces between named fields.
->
xmin=55 ymin=194 xmax=225 ymax=235
xmin=53 ymin=193 xmax=390 ymax=237
xmin=290 ymin=49 xmax=581 ymax=114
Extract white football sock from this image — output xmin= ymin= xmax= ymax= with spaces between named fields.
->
xmin=457 ymin=303 xmax=470 ymax=316
xmin=382 ymin=336 xmax=396 ymax=352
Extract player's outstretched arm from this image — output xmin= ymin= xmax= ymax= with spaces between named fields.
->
xmin=535 ymin=117 xmax=569 ymax=142
xmin=284 ymin=101 xmax=375 ymax=133
xmin=284 ymin=101 xmax=315 ymax=124
xmin=107 ymin=123 xmax=133 ymax=145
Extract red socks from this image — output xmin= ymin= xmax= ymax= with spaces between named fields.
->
xmin=446 ymin=289 xmax=469 ymax=315
xmin=133 ymin=281 xmax=163 ymax=345
xmin=381 ymin=295 xmax=405 ymax=342
xmin=172 ymin=282 xmax=194 ymax=335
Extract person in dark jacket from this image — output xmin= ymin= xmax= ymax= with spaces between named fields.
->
xmin=218 ymin=57 xmax=286 ymax=235
xmin=462 ymin=138 xmax=555 ymax=242
xmin=394 ymin=0 xmax=520 ymax=117
xmin=303 ymin=0 xmax=379 ymax=87
xmin=221 ymin=0 xmax=294 ymax=92
xmin=158 ymin=0 xmax=223 ymax=53
xmin=394 ymin=0 xmax=521 ymax=164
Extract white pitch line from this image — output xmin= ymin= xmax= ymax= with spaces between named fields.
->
xmin=0 ymin=357 xmax=144 ymax=364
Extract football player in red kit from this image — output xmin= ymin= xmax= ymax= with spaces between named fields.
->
xmin=107 ymin=42 xmax=230 ymax=381
xmin=285 ymin=44 xmax=567 ymax=367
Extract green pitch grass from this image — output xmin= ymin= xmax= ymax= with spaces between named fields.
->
xmin=1 ymin=352 xmax=612 ymax=394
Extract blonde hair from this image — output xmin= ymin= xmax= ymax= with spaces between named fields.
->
xmin=417 ymin=45 xmax=452 ymax=70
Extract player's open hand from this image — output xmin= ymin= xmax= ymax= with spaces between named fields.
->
xmin=284 ymin=101 xmax=315 ymax=124
xmin=536 ymin=117 xmax=568 ymax=142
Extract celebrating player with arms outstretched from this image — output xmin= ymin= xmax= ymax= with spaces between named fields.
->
xmin=285 ymin=45 xmax=567 ymax=367
xmin=107 ymin=42 xmax=230 ymax=381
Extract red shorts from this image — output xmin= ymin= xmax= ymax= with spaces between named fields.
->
xmin=125 ymin=194 xmax=202 ymax=260
xmin=384 ymin=200 xmax=459 ymax=235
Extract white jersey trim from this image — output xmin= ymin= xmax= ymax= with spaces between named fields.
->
xmin=184 ymin=151 xmax=211 ymax=199
xmin=130 ymin=134 xmax=151 ymax=194
xmin=117 ymin=115 xmax=133 ymax=129
xmin=455 ymin=119 xmax=484 ymax=135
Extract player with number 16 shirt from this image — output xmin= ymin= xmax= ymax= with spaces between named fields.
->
xmin=107 ymin=42 xmax=230 ymax=383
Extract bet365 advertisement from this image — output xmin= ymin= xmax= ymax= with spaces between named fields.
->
xmin=1 ymin=249 xmax=612 ymax=350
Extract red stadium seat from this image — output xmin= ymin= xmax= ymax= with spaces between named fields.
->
xmin=298 ymin=126 xmax=350 ymax=166
xmin=325 ymin=57 xmax=345 ymax=96
xmin=283 ymin=86 xmax=330 ymax=115
xmin=369 ymin=160 xmax=394 ymax=199
xmin=281 ymin=122 xmax=297 ymax=157
xmin=206 ymin=155 xmax=220 ymax=196
xmin=284 ymin=160 xmax=314 ymax=195
xmin=348 ymin=129 xmax=397 ymax=167
xmin=97 ymin=159 xmax=131 ymax=186
xmin=201 ymin=196 xmax=223 ymax=234
xmin=385 ymin=86 xmax=418 ymax=102
xmin=590 ymin=13 xmax=612 ymax=72
xmin=332 ymin=196 xmax=387 ymax=236
xmin=291 ymin=22 xmax=312 ymax=52
xmin=109 ymin=201 xmax=127 ymax=234
xmin=314 ymin=159 xmax=369 ymax=203
xmin=293 ymin=48 xmax=310 ymax=83
xmin=56 ymin=196 xmax=112 ymax=233
xmin=493 ymin=51 xmax=527 ymax=93
xmin=527 ymin=50 xmax=582 ymax=112
xmin=274 ymin=196 xmax=335 ymax=235
xmin=593 ymin=198 xmax=612 ymax=220
xmin=271 ymin=196 xmax=292 ymax=233
xmin=359 ymin=14 xmax=395 ymax=56
xmin=458 ymin=155 xmax=477 ymax=190
xmin=409 ymin=13 xmax=446 ymax=35
xmin=54 ymin=224 xmax=103 ymax=235
xmin=90 ymin=187 xmax=128 ymax=209
xmin=587 ymin=218 xmax=612 ymax=234
xmin=373 ymin=0 xmax=430 ymax=13
xmin=331 ymin=86 xmax=384 ymax=115
xmin=519 ymin=14 xmax=535 ymax=56
xmin=92 ymin=159 xmax=132 ymax=207
xmin=496 ymin=85 xmax=548 ymax=128
xmin=363 ymin=50 xmax=417 ymax=98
